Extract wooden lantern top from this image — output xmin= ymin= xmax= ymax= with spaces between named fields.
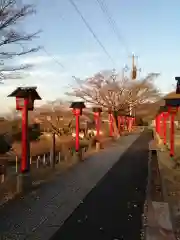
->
xmin=8 ymin=87 xmax=41 ymax=100
xmin=70 ymin=101 xmax=86 ymax=109
xmin=158 ymin=105 xmax=168 ymax=114
xmin=164 ymin=92 xmax=180 ymax=107
xmin=164 ymin=92 xmax=180 ymax=99
xmin=93 ymin=107 xmax=102 ymax=113
xmin=175 ymin=77 xmax=180 ymax=94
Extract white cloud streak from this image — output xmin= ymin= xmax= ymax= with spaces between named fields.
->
xmin=0 ymin=51 xmax=107 ymax=113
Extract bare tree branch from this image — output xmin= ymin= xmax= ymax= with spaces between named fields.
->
xmin=0 ymin=0 xmax=40 ymax=81
xmin=66 ymin=71 xmax=161 ymax=114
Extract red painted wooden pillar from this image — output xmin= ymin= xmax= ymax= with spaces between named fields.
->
xmin=127 ymin=117 xmax=130 ymax=131
xmin=75 ymin=112 xmax=80 ymax=152
xmin=21 ymin=98 xmax=29 ymax=173
xmin=122 ymin=116 xmax=125 ymax=130
xmin=128 ymin=117 xmax=133 ymax=132
xmin=94 ymin=112 xmax=100 ymax=139
xmin=127 ymin=117 xmax=129 ymax=131
xmin=156 ymin=114 xmax=161 ymax=134
xmin=132 ymin=117 xmax=135 ymax=128
xmin=73 ymin=108 xmax=81 ymax=152
xmin=163 ymin=112 xmax=168 ymax=145
xmin=118 ymin=116 xmax=121 ymax=133
xmin=170 ymin=113 xmax=175 ymax=157
xmin=155 ymin=115 xmax=159 ymax=133
xmin=158 ymin=113 xmax=163 ymax=138
xmin=109 ymin=113 xmax=113 ymax=137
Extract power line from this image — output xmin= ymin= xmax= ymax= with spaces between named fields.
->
xmin=41 ymin=47 xmax=65 ymax=70
xmin=68 ymin=0 xmax=116 ymax=66
xmin=96 ymin=0 xmax=130 ymax=55
xmin=41 ymin=47 xmax=79 ymax=82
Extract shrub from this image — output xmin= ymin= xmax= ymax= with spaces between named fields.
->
xmin=0 ymin=135 xmax=11 ymax=154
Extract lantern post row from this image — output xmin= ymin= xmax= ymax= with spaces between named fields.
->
xmin=70 ymin=101 xmax=86 ymax=154
xmin=161 ymin=76 xmax=180 ymax=158
xmin=164 ymin=95 xmax=180 ymax=158
xmin=156 ymin=106 xmax=169 ymax=145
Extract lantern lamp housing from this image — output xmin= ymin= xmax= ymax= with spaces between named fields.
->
xmin=8 ymin=87 xmax=41 ymax=111
xmin=175 ymin=77 xmax=180 ymax=94
xmin=70 ymin=101 xmax=86 ymax=116
xmin=158 ymin=105 xmax=168 ymax=114
xmin=164 ymin=92 xmax=180 ymax=107
xmin=165 ymin=98 xmax=180 ymax=107
xmin=108 ymin=109 xmax=112 ymax=114
xmin=93 ymin=107 xmax=102 ymax=113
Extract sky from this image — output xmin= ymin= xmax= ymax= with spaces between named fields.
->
xmin=1 ymin=0 xmax=180 ymax=113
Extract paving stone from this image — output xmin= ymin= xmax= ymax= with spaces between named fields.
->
xmin=0 ymin=134 xmax=139 ymax=239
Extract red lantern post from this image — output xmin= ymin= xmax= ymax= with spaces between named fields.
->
xmin=127 ymin=116 xmax=134 ymax=132
xmin=155 ymin=114 xmax=161 ymax=134
xmin=126 ymin=116 xmax=129 ymax=131
xmin=164 ymin=86 xmax=180 ymax=158
xmin=118 ymin=115 xmax=121 ymax=133
xmin=159 ymin=113 xmax=164 ymax=138
xmin=75 ymin=109 xmax=80 ymax=151
xmin=168 ymin=106 xmax=178 ymax=157
xmin=108 ymin=110 xmax=113 ymax=137
xmin=21 ymin=98 xmax=29 ymax=172
xmin=118 ymin=110 xmax=125 ymax=133
xmin=93 ymin=107 xmax=102 ymax=140
xmin=132 ymin=117 xmax=136 ymax=128
xmin=8 ymin=87 xmax=41 ymax=173
xmin=121 ymin=116 xmax=125 ymax=131
xmin=157 ymin=105 xmax=169 ymax=145
xmin=163 ymin=112 xmax=169 ymax=145
xmin=125 ymin=116 xmax=129 ymax=130
xmin=70 ymin=102 xmax=85 ymax=152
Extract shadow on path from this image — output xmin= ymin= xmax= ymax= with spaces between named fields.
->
xmin=50 ymin=131 xmax=152 ymax=240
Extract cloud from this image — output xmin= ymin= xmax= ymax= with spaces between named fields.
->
xmin=18 ymin=56 xmax=53 ymax=66
xmin=17 ymin=51 xmax=101 ymax=69
xmin=0 ymin=51 xmax=110 ymax=113
xmin=28 ymin=70 xmax=70 ymax=79
xmin=17 ymin=51 xmax=104 ymax=81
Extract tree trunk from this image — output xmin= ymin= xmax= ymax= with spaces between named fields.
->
xmin=112 ymin=112 xmax=120 ymax=138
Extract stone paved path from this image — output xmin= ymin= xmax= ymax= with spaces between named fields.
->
xmin=0 ymin=134 xmax=139 ymax=240
xmin=50 ymin=131 xmax=151 ymax=240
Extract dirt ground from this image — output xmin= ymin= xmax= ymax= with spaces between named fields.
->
xmin=157 ymin=146 xmax=180 ymax=237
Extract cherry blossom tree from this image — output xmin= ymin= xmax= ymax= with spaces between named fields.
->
xmin=66 ymin=70 xmax=161 ymax=136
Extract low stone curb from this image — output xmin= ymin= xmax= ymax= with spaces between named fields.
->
xmin=142 ymin=129 xmax=176 ymax=240
xmin=152 ymin=130 xmax=177 ymax=237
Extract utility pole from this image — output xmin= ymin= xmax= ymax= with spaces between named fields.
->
xmin=128 ymin=54 xmax=140 ymax=116
xmin=130 ymin=53 xmax=139 ymax=80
